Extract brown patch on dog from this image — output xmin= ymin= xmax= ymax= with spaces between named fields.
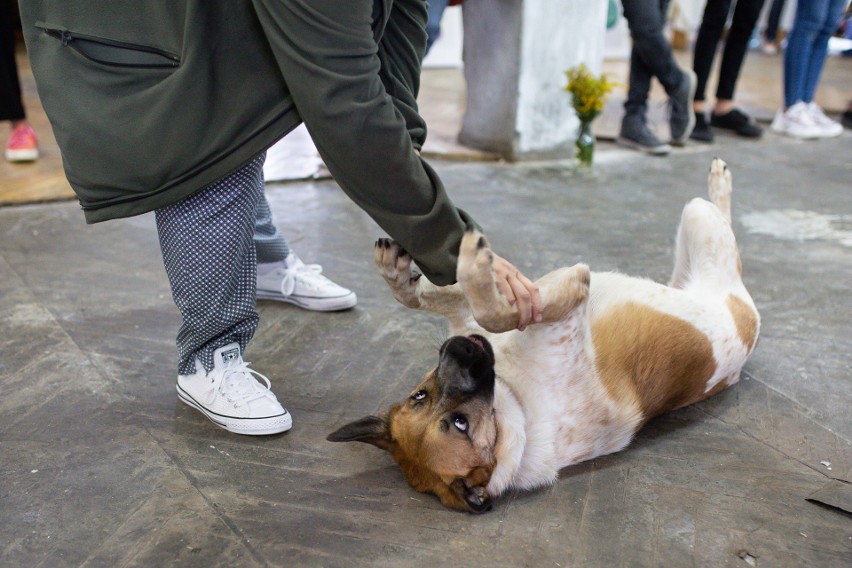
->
xmin=703 ymin=379 xmax=730 ymax=400
xmin=727 ymin=294 xmax=758 ymax=350
xmin=592 ymin=303 xmax=718 ymax=420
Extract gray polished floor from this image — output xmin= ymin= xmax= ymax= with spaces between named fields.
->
xmin=2 ymin=134 xmax=850 ymax=567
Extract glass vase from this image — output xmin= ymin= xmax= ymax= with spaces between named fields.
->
xmin=575 ymin=119 xmax=595 ymax=170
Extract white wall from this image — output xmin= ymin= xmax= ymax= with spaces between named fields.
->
xmin=422 ymin=6 xmax=464 ymax=68
xmin=516 ymin=0 xmax=608 ymax=153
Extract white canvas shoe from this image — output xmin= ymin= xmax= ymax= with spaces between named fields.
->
xmin=256 ymin=252 xmax=357 ymax=311
xmin=806 ymin=103 xmax=844 ymax=138
xmin=176 ymin=343 xmax=292 ymax=435
xmin=771 ymin=102 xmax=823 ymax=139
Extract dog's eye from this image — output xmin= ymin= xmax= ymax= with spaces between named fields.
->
xmin=453 ymin=414 xmax=468 ymax=432
xmin=411 ymin=390 xmax=427 ymax=401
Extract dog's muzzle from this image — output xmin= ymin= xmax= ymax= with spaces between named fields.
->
xmin=437 ymin=335 xmax=495 ymax=399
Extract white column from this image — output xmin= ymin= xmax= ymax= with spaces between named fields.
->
xmin=459 ymin=0 xmax=608 ymax=160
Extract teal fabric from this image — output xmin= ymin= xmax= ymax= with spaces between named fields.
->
xmin=608 ymin=0 xmax=619 ymax=29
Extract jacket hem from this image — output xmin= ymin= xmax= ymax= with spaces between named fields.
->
xmin=81 ymin=111 xmax=301 ymax=224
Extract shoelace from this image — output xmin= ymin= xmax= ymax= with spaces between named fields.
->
xmin=279 ymin=261 xmax=333 ymax=295
xmin=206 ymin=359 xmax=273 ymax=409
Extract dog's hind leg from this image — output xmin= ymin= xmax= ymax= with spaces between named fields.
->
xmin=374 ymin=238 xmax=469 ymax=320
xmin=707 ymin=158 xmax=732 ymax=224
xmin=457 ymin=228 xmax=590 ymax=333
xmin=669 ymin=159 xmax=742 ymax=291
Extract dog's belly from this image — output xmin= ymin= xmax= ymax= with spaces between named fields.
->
xmin=481 ymin=271 xmax=757 ymax=490
xmin=488 ymin=329 xmax=644 ymax=488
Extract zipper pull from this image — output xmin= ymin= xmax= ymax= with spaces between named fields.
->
xmin=61 ymin=31 xmax=73 ymax=46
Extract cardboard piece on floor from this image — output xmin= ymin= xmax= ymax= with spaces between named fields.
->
xmin=806 ymin=480 xmax=852 ymax=515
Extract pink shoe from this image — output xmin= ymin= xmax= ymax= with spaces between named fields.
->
xmin=6 ymin=123 xmax=40 ymax=162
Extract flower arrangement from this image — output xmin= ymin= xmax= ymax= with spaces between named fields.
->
xmin=563 ymin=64 xmax=617 ymax=168
xmin=564 ymin=64 xmax=616 ymax=123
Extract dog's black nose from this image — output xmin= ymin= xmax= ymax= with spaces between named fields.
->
xmin=444 ymin=336 xmax=478 ymax=365
xmin=438 ymin=336 xmax=495 ymax=397
xmin=443 ymin=335 xmax=493 ymax=366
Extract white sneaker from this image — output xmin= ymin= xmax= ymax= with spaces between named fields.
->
xmin=176 ymin=343 xmax=292 ymax=435
xmin=806 ymin=103 xmax=844 ymax=138
xmin=771 ymin=102 xmax=823 ymax=139
xmin=256 ymin=252 xmax=357 ymax=311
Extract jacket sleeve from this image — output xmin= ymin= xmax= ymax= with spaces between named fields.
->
xmin=377 ymin=0 xmax=427 ymax=149
xmin=252 ymin=0 xmax=474 ymax=286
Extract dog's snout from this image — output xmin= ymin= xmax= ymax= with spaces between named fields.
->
xmin=438 ymin=336 xmax=496 ymax=398
xmin=442 ymin=335 xmax=493 ymax=368
xmin=445 ymin=337 xmax=477 ymax=365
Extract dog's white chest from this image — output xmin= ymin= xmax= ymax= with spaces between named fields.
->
xmin=488 ymin=326 xmax=641 ymax=491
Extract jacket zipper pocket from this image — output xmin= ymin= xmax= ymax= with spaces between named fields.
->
xmin=38 ymin=25 xmax=180 ymax=69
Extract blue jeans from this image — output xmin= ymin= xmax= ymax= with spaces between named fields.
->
xmin=783 ymin=0 xmax=847 ymax=107
xmin=425 ymin=0 xmax=451 ymax=55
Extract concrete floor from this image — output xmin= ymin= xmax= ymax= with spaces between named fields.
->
xmin=2 ymin=127 xmax=851 ymax=566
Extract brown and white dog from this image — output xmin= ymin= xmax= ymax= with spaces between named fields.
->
xmin=328 ymin=159 xmax=760 ymax=513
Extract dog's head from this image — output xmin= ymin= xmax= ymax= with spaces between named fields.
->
xmin=328 ymin=335 xmax=499 ymax=513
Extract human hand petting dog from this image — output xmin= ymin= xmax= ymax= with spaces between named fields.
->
xmin=490 ymin=253 xmax=541 ymax=331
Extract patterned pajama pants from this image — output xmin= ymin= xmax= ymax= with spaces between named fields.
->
xmin=155 ymin=153 xmax=290 ymax=375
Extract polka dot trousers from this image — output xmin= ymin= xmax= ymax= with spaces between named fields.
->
xmin=155 ymin=153 xmax=289 ymax=375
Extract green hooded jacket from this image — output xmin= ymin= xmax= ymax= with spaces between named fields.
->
xmin=19 ymin=0 xmax=474 ymax=285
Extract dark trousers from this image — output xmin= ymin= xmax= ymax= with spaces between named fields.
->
xmin=693 ymin=0 xmax=767 ymax=103
xmin=620 ymin=0 xmax=686 ymax=117
xmin=764 ymin=0 xmax=787 ymax=41
xmin=1 ymin=6 xmax=26 ymax=122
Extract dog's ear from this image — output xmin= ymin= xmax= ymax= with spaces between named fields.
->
xmin=327 ymin=415 xmax=393 ymax=451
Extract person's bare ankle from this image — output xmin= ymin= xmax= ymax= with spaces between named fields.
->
xmin=714 ymin=100 xmax=734 ymax=115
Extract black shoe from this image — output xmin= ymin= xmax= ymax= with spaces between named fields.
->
xmin=669 ymin=69 xmax=697 ymax=145
xmin=710 ymin=108 xmax=763 ymax=138
xmin=617 ymin=114 xmax=671 ymax=155
xmin=690 ymin=112 xmax=714 ymax=143
xmin=842 ymin=110 xmax=852 ymax=130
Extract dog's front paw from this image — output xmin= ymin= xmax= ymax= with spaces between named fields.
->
xmin=457 ymin=227 xmax=494 ymax=287
xmin=456 ymin=228 xmax=520 ymax=332
xmin=374 ymin=238 xmax=421 ymax=308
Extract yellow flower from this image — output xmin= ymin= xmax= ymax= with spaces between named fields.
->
xmin=564 ymin=64 xmax=618 ymax=123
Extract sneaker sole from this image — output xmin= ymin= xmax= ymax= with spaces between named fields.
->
xmin=616 ymin=136 xmax=671 ymax=156
xmin=177 ymin=385 xmax=292 ymax=435
xmin=670 ymin=70 xmax=697 ymax=146
xmin=812 ymin=126 xmax=844 ymax=138
xmin=256 ymin=290 xmax=357 ymax=312
xmin=771 ymin=123 xmax=822 ymax=140
xmin=6 ymin=149 xmax=39 ymax=162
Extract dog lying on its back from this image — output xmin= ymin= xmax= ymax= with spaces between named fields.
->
xmin=328 ymin=159 xmax=760 ymax=513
